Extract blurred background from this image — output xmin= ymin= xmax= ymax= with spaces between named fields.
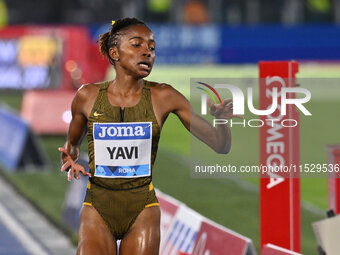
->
xmin=3 ymin=0 xmax=340 ymax=24
xmin=0 ymin=0 xmax=340 ymax=254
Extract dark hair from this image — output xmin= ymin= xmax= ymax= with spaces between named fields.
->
xmin=98 ymin=17 xmax=147 ymax=66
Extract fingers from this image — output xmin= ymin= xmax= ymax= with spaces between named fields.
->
xmin=207 ymin=98 xmax=214 ymax=107
xmin=213 ymin=103 xmax=233 ymax=116
xmin=61 ymin=161 xmax=71 ymax=172
xmin=226 ymin=103 xmax=233 ymax=111
xmin=207 ymin=97 xmax=243 ymax=119
xmin=209 ymin=98 xmax=232 ymax=107
xmin=74 ymin=166 xmax=80 ymax=180
xmin=58 ymin=147 xmax=69 ymax=155
xmin=59 ymin=147 xmax=92 ymax=181
xmin=80 ymin=167 xmax=92 ymax=178
xmin=73 ymin=165 xmax=90 ymax=180
xmin=67 ymin=165 xmax=82 ymax=181
xmin=67 ymin=167 xmax=74 ymax=181
xmin=209 ymin=103 xmax=245 ymax=119
xmin=65 ymin=163 xmax=92 ymax=181
xmin=207 ymin=98 xmax=244 ymax=119
xmin=207 ymin=99 xmax=216 ymax=112
xmin=59 ymin=147 xmax=71 ymax=164
xmin=222 ymin=98 xmax=232 ymax=106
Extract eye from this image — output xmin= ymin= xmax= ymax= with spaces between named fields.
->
xmin=149 ymin=46 xmax=155 ymax=51
xmin=131 ymin=43 xmax=140 ymax=47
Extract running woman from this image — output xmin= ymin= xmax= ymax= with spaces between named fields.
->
xmin=59 ymin=17 xmax=241 ymax=255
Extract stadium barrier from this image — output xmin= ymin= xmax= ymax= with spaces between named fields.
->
xmin=191 ymin=219 xmax=257 ymax=255
xmin=261 ymin=244 xmax=302 ymax=255
xmin=62 ymin=155 xmax=89 ymax=231
xmin=312 ymin=214 xmax=340 ymax=255
xmin=21 ymin=90 xmax=75 ymax=135
xmin=326 ymin=145 xmax=340 ymax=214
xmin=158 ymin=189 xmax=257 ymax=254
xmin=0 ymin=104 xmax=49 ymax=171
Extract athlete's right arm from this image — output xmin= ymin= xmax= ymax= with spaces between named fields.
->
xmin=59 ymin=85 xmax=93 ymax=181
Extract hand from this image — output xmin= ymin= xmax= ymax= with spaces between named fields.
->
xmin=207 ymin=98 xmax=243 ymax=119
xmin=58 ymin=147 xmax=92 ymax=181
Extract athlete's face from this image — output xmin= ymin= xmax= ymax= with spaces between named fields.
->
xmin=112 ymin=25 xmax=155 ymax=78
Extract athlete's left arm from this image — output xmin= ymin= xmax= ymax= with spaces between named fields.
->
xmin=157 ymin=85 xmax=242 ymax=154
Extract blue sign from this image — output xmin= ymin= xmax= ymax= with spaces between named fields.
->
xmin=0 ymin=106 xmax=28 ymax=171
xmin=89 ymin=24 xmax=340 ymax=64
xmin=150 ymin=24 xmax=220 ymax=64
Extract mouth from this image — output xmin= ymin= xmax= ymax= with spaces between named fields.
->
xmin=138 ymin=61 xmax=152 ymax=70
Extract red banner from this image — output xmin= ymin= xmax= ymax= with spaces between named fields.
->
xmin=156 ymin=189 xmax=256 ymax=255
xmin=192 ymin=220 xmax=256 ymax=255
xmin=157 ymin=190 xmax=181 ymax=246
xmin=259 ymin=61 xmax=300 ymax=252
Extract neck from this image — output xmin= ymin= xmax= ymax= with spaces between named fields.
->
xmin=113 ymin=72 xmax=144 ymax=94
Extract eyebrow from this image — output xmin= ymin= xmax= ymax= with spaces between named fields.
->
xmin=129 ymin=36 xmax=155 ymax=43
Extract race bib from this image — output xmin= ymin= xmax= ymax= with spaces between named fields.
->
xmin=93 ymin=122 xmax=152 ymax=178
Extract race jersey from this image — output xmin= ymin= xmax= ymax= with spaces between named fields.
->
xmin=87 ymin=80 xmax=161 ymax=190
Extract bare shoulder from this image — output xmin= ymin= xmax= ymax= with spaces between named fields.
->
xmin=147 ymin=81 xmax=189 ymax=115
xmin=71 ymin=82 xmax=102 ymax=117
xmin=76 ymin=83 xmax=101 ymax=100
xmin=148 ymin=81 xmax=183 ymax=98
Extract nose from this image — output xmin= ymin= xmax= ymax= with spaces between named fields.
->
xmin=142 ymin=44 xmax=151 ymax=57
xmin=142 ymin=51 xmax=151 ymax=57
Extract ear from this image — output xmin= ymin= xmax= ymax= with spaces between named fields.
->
xmin=109 ymin=46 xmax=119 ymax=61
